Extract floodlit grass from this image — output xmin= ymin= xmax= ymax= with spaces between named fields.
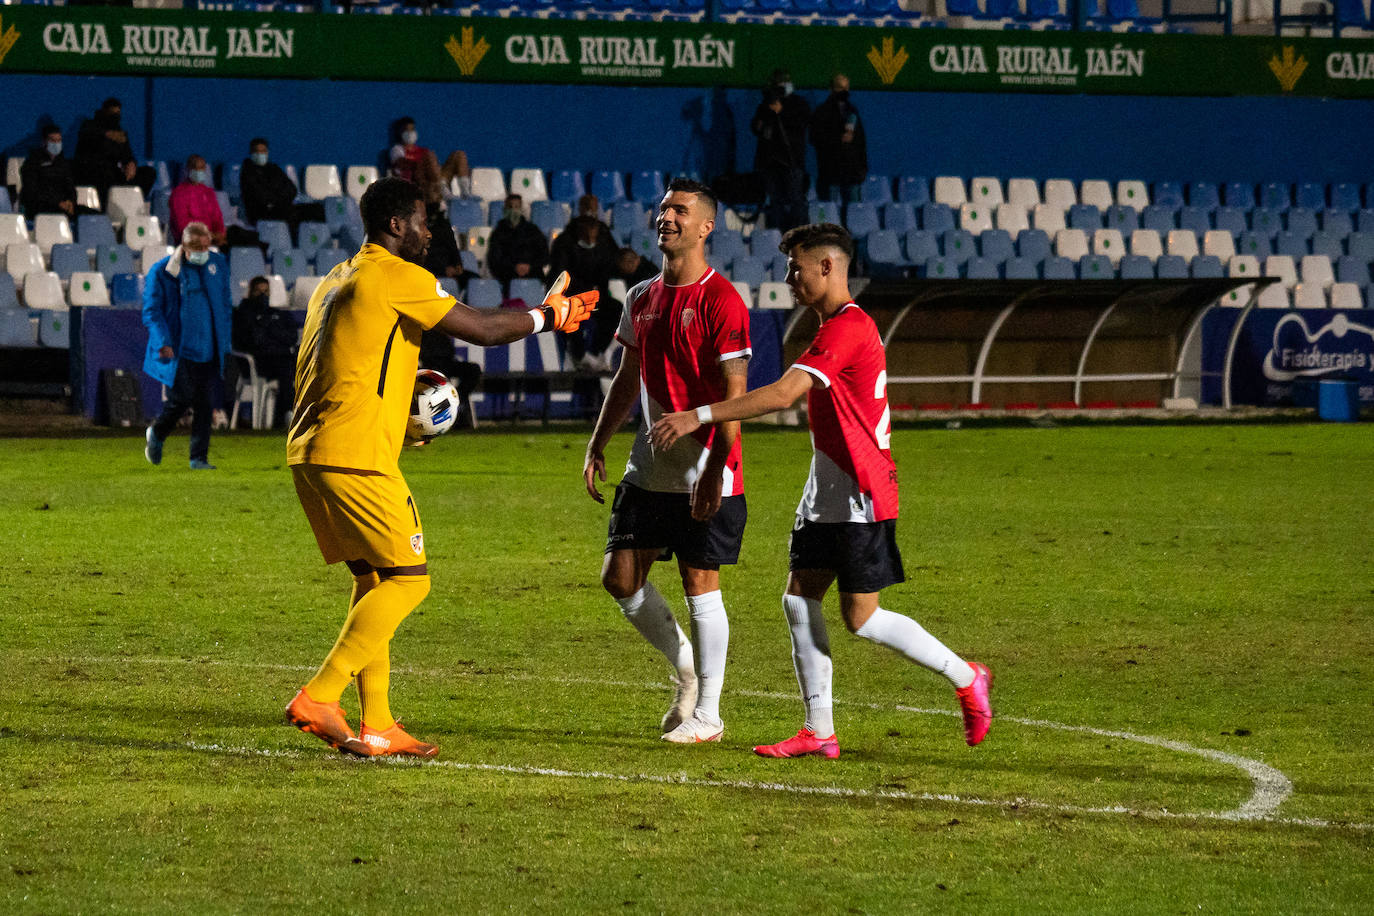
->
xmin=1 ymin=422 xmax=1371 ymax=913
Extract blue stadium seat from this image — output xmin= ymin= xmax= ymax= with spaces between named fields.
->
xmin=922 ymin=256 xmax=960 ymax=279
xmin=273 ymin=249 xmax=311 ymax=288
xmin=750 ymin=227 xmax=783 ymax=258
xmin=978 ymin=229 xmax=1015 ymax=264
xmin=1346 ymin=231 xmax=1374 ymax=261
xmin=1078 ymin=254 xmax=1114 ymax=278
xmin=1223 ymin=181 xmax=1255 ymax=209
xmin=1336 ymin=255 xmax=1369 ymax=287
xmin=1249 ymin=207 xmax=1282 ymax=238
xmin=1152 ymin=181 xmax=1184 ymax=208
xmin=222 ymin=162 xmax=242 ymax=204
xmin=315 ymin=248 xmax=348 ymax=274
xmin=111 ymin=273 xmax=143 ymax=310
xmin=1118 ymin=254 xmax=1154 ymax=279
xmin=1104 ymin=205 xmax=1138 ymax=235
xmin=1236 ymin=231 xmax=1272 ymax=258
xmin=844 ymin=202 xmax=881 ymax=239
xmin=1016 ymin=228 xmax=1052 ymax=263
xmin=1286 ymin=207 xmax=1318 ymax=238
xmin=920 ymin=203 xmax=955 ymax=234
xmin=448 ymin=198 xmax=486 ymax=233
xmin=1041 ymin=256 xmax=1076 ymax=279
xmin=296 ymin=221 xmax=330 ymax=258
xmin=806 ymin=200 xmax=840 ymax=225
xmin=230 ymin=246 xmax=267 ymax=293
xmin=438 ymin=276 xmax=460 ymax=299
xmin=0 ymin=188 xmax=11 ymax=214
xmin=530 ymin=199 xmax=566 ymax=237
xmin=1214 ymin=206 xmax=1247 ymax=237
xmin=1295 ymin=182 xmax=1326 ymax=211
xmin=1004 ymin=256 xmax=1039 ymax=279
xmin=49 ymin=244 xmax=90 ymax=281
xmin=965 ymin=257 xmax=1000 ymax=279
xmin=865 ymin=230 xmax=908 ymax=276
xmin=1259 ymin=181 xmax=1291 ymax=210
xmin=895 ymin=176 xmax=930 ymax=206
xmin=611 ymin=200 xmax=648 ymax=244
xmin=96 ymin=244 xmax=137 ymax=283
xmin=904 ymin=229 xmax=939 ymax=264
xmin=0 ymin=273 xmax=18 ymax=310
xmin=1178 ymin=206 xmax=1212 ymax=236
xmin=256 ymin=219 xmax=293 ymax=258
xmin=77 ymin=214 xmax=117 ymax=251
xmin=550 ymin=169 xmax=586 ymax=203
xmin=1320 ymin=209 xmax=1354 ymax=237
xmin=730 ymin=255 xmax=767 ymax=288
xmin=940 ymin=229 xmax=976 ymax=264
xmin=151 ymin=190 xmax=172 ymax=231
xmin=1189 ymin=254 xmax=1223 ymax=278
xmin=628 ymin=229 xmax=659 ymax=262
xmin=1331 ymin=183 xmax=1362 ymax=212
xmin=1068 ymin=204 xmax=1102 ymax=230
xmin=508 ymin=277 xmax=545 ymax=307
xmin=1187 ymin=182 xmax=1220 ymax=211
xmin=590 ymin=170 xmax=626 ymax=203
xmin=339 ymin=223 xmax=365 ymax=252
xmin=1154 ymin=254 xmax=1188 ymax=278
xmin=459 ymin=250 xmax=480 ymax=276
xmin=486 ymin=201 xmax=506 ymax=227
xmin=466 ymin=277 xmax=502 ymax=310
xmin=1310 ymin=231 xmax=1345 ymax=260
xmin=630 ymin=170 xmax=665 ymax=205
xmin=1141 ymin=205 xmax=1177 ymax=234
xmin=708 ymin=227 xmax=746 ymax=267
xmin=1358 ymin=209 xmax=1374 ymax=233
xmin=860 ymin=175 xmax=893 ymax=205
xmin=323 ymin=196 xmax=360 ymax=237
xmin=1274 ymin=231 xmax=1309 ymax=258
xmin=882 ymin=203 xmax=918 ymax=234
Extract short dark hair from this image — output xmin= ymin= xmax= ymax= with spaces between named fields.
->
xmin=102 ymin=97 xmax=121 ymax=110
xmin=41 ymin=123 xmax=61 ymax=138
xmin=249 ymin=275 xmax=269 ymax=289
xmin=665 ymin=177 xmax=718 ymax=219
xmin=780 ymin=222 xmax=854 ymax=262
xmin=360 ymin=176 xmax=424 ymax=237
xmin=249 ymin=137 xmax=268 ymax=150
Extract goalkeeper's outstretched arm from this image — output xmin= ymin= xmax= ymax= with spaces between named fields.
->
xmin=435 ymin=271 xmax=598 ymax=347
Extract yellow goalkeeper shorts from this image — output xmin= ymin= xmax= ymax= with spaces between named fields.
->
xmin=292 ymin=465 xmax=427 ymax=568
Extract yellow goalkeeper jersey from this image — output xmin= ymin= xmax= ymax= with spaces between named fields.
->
xmin=287 ymin=243 xmax=455 ymax=474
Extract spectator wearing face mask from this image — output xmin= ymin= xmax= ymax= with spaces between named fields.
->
xmin=74 ymin=97 xmax=157 ymax=205
xmin=486 ymin=193 xmax=549 ymax=293
xmin=141 ymin=221 xmax=233 ymax=470
xmin=388 ymin=116 xmax=444 ymax=205
xmin=19 ymin=124 xmax=84 ymax=219
xmin=750 ymin=68 xmax=811 ymax=232
xmin=170 ymin=154 xmax=228 ymax=248
xmin=232 ymin=274 xmax=299 ymax=428
xmin=810 ymin=73 xmax=868 ymax=210
xmin=548 ymin=194 xmax=620 ymax=369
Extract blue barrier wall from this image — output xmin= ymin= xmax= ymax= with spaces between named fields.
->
xmin=6 ymin=73 xmax=1374 ymax=186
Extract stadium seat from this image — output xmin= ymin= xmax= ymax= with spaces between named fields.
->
xmin=1128 ymin=228 xmax=1163 ymax=260
xmin=1264 ymin=255 xmax=1298 ymax=286
xmin=304 ymin=165 xmax=343 ymax=201
xmin=315 ymin=248 xmax=348 ymax=275
xmin=751 ymin=227 xmax=783 ymax=258
xmin=1177 ymin=206 xmax=1212 ymax=237
xmin=920 ymin=203 xmax=955 ymax=234
xmin=882 ymin=203 xmax=918 ymax=235
xmin=6 ymin=242 xmax=43 ymax=287
xmin=1016 ymin=228 xmax=1052 ymax=263
xmin=932 ymin=176 xmax=966 ymax=207
xmin=257 ymin=220 xmax=293 ymax=258
xmin=1214 ymin=206 xmax=1247 ymax=237
xmin=1068 ymin=204 xmax=1102 ymax=231
xmin=994 ymin=203 xmax=1029 ymax=236
xmin=266 ymin=275 xmax=290 ymax=309
xmin=895 ymin=176 xmax=930 ymax=206
xmin=1140 ymin=205 xmax=1176 ymax=234
xmin=1079 ymin=254 xmax=1114 ymax=279
xmin=1286 ymin=207 xmax=1319 ymax=239
xmin=1310 ymin=230 xmax=1344 ymax=260
xmin=1115 ymin=179 xmax=1149 ymax=208
xmin=1004 ymin=256 xmax=1039 ymax=279
xmin=1104 ymin=205 xmax=1138 ymax=236
xmin=1250 ymin=207 xmax=1282 ymax=238
xmin=1092 ymin=228 xmax=1125 ymax=264
xmin=1152 ymin=181 xmax=1184 ymax=208
xmin=1203 ymin=229 xmax=1236 ymax=261
xmin=106 ymin=186 xmax=147 ymax=227
xmin=1190 ymin=255 xmax=1223 ymax=279
xmin=904 ymin=229 xmax=939 ymax=265
xmin=23 ymin=271 xmax=65 ymax=310
xmin=1274 ymin=231 xmax=1308 ymax=259
xmin=941 ymin=229 xmax=976 ymax=265
xmin=1054 ymin=228 xmax=1089 ymax=261
xmin=110 ymin=273 xmax=142 ymax=309
xmin=1259 ymin=182 xmax=1291 ymax=210
xmin=1118 ymin=254 xmax=1154 ymax=279
xmin=0 ymin=213 xmax=29 ymax=249
xmin=230 ymin=247 xmax=267 ymax=294
xmin=730 ymin=255 xmax=767 ymax=288
xmin=1295 ymin=182 xmax=1326 ymax=211
xmin=323 ymin=196 xmax=361 ymax=236
xmin=756 ymin=281 xmax=793 ymax=309
xmin=465 ymin=277 xmax=501 ymax=309
xmin=124 ymin=215 xmax=164 ymax=250
xmin=1032 ymin=204 xmax=1066 ymax=234
xmin=550 ymin=169 xmax=586 ymax=204
xmin=272 ymin=250 xmax=311 ymax=288
xmin=1331 ymin=183 xmax=1362 ymax=212
xmin=466 ymin=226 xmax=492 ymax=267
xmin=1255 ymin=284 xmax=1290 ymax=308
xmin=530 ymin=199 xmax=568 ymax=237
xmin=589 ymin=170 xmax=626 ymax=203
xmin=1300 ymin=254 xmax=1334 ymax=287
xmin=77 ymin=214 xmax=117 ymax=252
xmin=1330 ymin=281 xmax=1363 ymax=308
xmin=923 ymin=256 xmax=959 ymax=279
xmin=1347 ymin=229 xmax=1374 ymax=262
xmin=861 ymin=175 xmax=894 ymax=205
xmin=0 ymin=273 xmax=19 ymax=311
xmin=1187 ymin=181 xmax=1220 ymax=210
xmin=69 ymin=272 xmax=110 ymax=307
xmin=510 ymin=168 xmax=550 ymax=203
xmin=49 ymin=244 xmax=91 ymax=282
xmin=0 ymin=187 xmax=11 ymax=214
xmin=969 ymin=176 xmax=1004 ymax=207
xmin=1166 ymin=229 xmax=1199 ymax=260
xmin=1237 ymin=231 xmax=1272 ymax=258
xmin=731 ymin=281 xmax=753 ymax=310
xmin=1042 ymin=179 xmax=1076 ymax=209
xmin=292 ymin=275 xmax=324 ymax=309
xmin=1006 ymin=178 xmax=1040 ymax=209
xmin=958 ymin=203 xmax=994 ymax=235
xmin=139 ymin=245 xmax=173 ymax=275
xmin=628 ymin=230 xmax=658 ymax=262
xmin=1154 ymin=254 xmax=1188 ymax=278
xmin=36 ymin=307 xmax=71 ymax=349
xmin=345 ymin=165 xmax=378 ymax=200
xmin=470 ymin=167 xmax=509 ymax=203
xmin=1042 ymin=256 xmax=1076 ymax=280
xmin=1228 ymin=254 xmax=1261 ymax=278
xmin=448 ymin=197 xmax=487 ymax=233
xmin=845 ymin=202 xmax=882 ymax=238
xmin=707 ymin=227 xmax=746 ymax=267
xmin=864 ymin=231 xmax=907 ymax=276
xmin=506 ymin=277 xmax=543 ymax=307
xmin=809 ymin=201 xmax=841 ymax=226
xmin=1335 ymin=255 xmax=1369 ymax=287
xmin=485 ymin=200 xmax=506 ymax=226
xmin=1320 ymin=208 xmax=1354 ymax=237
xmin=1292 ymin=282 xmax=1327 ymax=309
xmin=437 ymin=276 xmax=460 ymax=300
xmin=1079 ymin=180 xmax=1113 ymax=211
xmin=966 ymin=257 xmax=1000 ymax=280
xmin=1223 ymin=181 xmax=1255 ymax=209
xmin=978 ymin=229 xmax=1015 ymax=264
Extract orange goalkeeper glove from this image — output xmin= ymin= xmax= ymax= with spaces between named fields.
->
xmin=531 ymin=271 xmax=599 ymax=334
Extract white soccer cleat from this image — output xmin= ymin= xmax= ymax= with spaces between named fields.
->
xmin=660 ymin=672 xmax=699 ymax=733
xmin=661 ymin=714 xmax=724 ymax=744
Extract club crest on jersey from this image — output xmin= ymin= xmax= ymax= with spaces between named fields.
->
xmin=681 ymin=308 xmax=695 ymax=328
xmin=410 ymin=533 xmax=424 ymax=555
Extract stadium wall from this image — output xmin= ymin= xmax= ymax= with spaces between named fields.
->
xmin=4 ymin=73 xmax=1373 ymax=186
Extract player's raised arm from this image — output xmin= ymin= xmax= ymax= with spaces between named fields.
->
xmin=436 ymin=270 xmax=597 ymax=347
xmin=651 ymin=367 xmax=815 ymax=451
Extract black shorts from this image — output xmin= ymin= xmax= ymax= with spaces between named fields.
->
xmin=789 ymin=517 xmax=906 ymax=594
xmin=606 ymin=482 xmax=747 ymax=570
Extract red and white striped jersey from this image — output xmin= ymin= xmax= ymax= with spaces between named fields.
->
xmin=791 ymin=303 xmax=898 ymax=523
xmin=615 ymin=269 xmax=752 ymax=495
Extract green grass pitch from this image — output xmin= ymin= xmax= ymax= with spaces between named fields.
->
xmin=1 ymin=421 xmax=1371 ymax=912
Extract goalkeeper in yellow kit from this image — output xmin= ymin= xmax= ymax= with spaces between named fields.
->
xmin=284 ymin=176 xmax=597 ymax=758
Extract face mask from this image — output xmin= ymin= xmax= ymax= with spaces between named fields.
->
xmin=250 ymin=152 xmax=268 ymax=167
xmin=250 ymin=292 xmax=269 ymax=306
xmin=402 ymin=130 xmax=418 ymax=146
xmin=504 ymin=208 xmax=522 ymax=224
xmin=185 ymin=250 xmax=210 ymax=266
xmin=46 ymin=140 xmax=62 ymax=157
xmin=834 ymin=90 xmax=849 ymax=102
xmin=577 ymin=240 xmax=596 ymax=250
xmin=190 ymin=169 xmax=210 ymax=186
xmin=782 ymin=81 xmax=794 ymax=96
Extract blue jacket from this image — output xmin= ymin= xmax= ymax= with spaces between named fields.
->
xmin=142 ymin=247 xmax=233 ymax=387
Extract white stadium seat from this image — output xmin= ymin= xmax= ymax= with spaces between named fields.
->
xmin=1043 ymin=178 xmax=1077 ymax=209
xmin=1006 ymin=177 xmax=1040 ymax=209
xmin=34 ymin=214 xmax=73 ymax=256
xmin=932 ymin=176 xmax=966 ymax=207
xmin=106 ymin=186 xmax=147 ymax=227
xmin=344 ymin=165 xmax=378 ymax=201
xmin=304 ymin=165 xmax=343 ymax=201
xmin=68 ymin=272 xmax=111 ymax=307
xmin=969 ymin=176 xmax=1004 ymax=207
xmin=756 ymin=281 xmax=793 ymax=310
xmin=1079 ymin=179 xmax=1114 ymax=211
xmin=509 ymin=168 xmax=549 ymax=203
xmin=1115 ymin=179 xmax=1150 ymax=209
xmin=469 ymin=167 xmax=508 ymax=204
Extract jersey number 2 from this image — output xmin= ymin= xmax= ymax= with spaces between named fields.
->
xmin=874 ymin=370 xmax=891 ymax=450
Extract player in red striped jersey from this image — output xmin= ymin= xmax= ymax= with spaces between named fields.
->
xmin=651 ymin=223 xmax=992 ymax=758
xmin=583 ymin=178 xmax=753 ymax=744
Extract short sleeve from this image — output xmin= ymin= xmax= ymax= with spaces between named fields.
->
xmin=616 ymin=278 xmax=652 ymax=350
xmin=388 ymin=261 xmax=456 ymax=330
xmin=792 ymin=312 xmax=858 ymax=389
xmin=709 ymin=282 xmax=752 ymax=362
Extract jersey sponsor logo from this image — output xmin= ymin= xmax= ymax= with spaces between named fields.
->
xmin=807 ymin=345 xmax=830 ymax=359
xmin=681 ymin=307 xmax=695 ymax=328
xmin=410 ymin=532 xmax=424 ymax=555
xmin=728 ymin=329 xmax=743 ymax=342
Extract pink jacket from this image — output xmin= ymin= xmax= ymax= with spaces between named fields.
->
xmin=169 ymin=182 xmax=225 ymax=241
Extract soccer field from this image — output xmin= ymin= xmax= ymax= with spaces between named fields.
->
xmin=1 ymin=421 xmax=1370 ymax=913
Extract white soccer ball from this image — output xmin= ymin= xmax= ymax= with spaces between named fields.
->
xmin=406 ymin=368 xmax=461 ymax=444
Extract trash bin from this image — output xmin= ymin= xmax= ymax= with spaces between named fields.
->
xmin=1317 ymin=379 xmax=1359 ymax=422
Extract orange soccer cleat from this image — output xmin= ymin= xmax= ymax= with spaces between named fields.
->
xmin=360 ymin=721 xmax=439 ymax=759
xmin=284 ymin=688 xmax=371 ymax=757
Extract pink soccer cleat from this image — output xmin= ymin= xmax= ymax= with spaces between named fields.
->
xmin=955 ymin=662 xmax=993 ymax=746
xmin=753 ymin=728 xmax=841 ymax=759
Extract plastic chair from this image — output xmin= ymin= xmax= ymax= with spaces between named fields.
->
xmin=23 ymin=271 xmax=65 ymax=309
xmin=303 ymin=165 xmax=343 ymax=200
xmin=1068 ymin=204 xmax=1102 ymax=231
xmin=1042 ymin=256 xmax=1076 ymax=280
xmin=958 ymin=203 xmax=994 ymax=235
xmin=920 ymin=203 xmax=955 ymax=235
xmin=69 ymin=272 xmax=111 ymax=307
xmin=1330 ymin=281 xmax=1363 ymax=308
xmin=932 ymin=176 xmax=966 ymax=207
xmin=550 ymin=170 xmax=587 ymax=203
xmin=6 ymin=242 xmax=43 ymax=286
xmin=1079 ymin=254 xmax=1114 ymax=279
xmin=1043 ymin=179 xmax=1077 ymax=210
xmin=1092 ymin=228 xmax=1126 ymax=264
xmin=966 ymin=257 xmax=1000 ymax=280
xmin=1016 ymin=228 xmax=1052 ymax=263
xmin=708 ymin=228 xmax=747 ymax=268
xmin=1104 ymin=205 xmax=1138 ymax=236
xmin=124 ymin=215 xmax=164 ymax=250
xmin=1178 ymin=206 xmax=1212 ymax=236
xmin=1203 ymin=230 xmax=1237 ymax=261
xmin=904 ymin=229 xmax=939 ymax=265
xmin=1151 ymin=181 xmax=1185 ymax=209
xmin=1031 ymin=204 xmax=1066 ymax=234
xmin=846 ymin=202 xmax=882 ymax=238
xmin=77 ymin=214 xmax=117 ymax=252
xmin=1128 ymin=228 xmax=1163 ymax=260
xmin=256 ymin=220 xmax=293 ymax=258
xmin=296 ymin=221 xmax=331 ymax=258
xmin=861 ymin=175 xmax=894 ymax=205
xmin=730 ymin=255 xmax=767 ymax=288
xmin=1004 ymin=256 xmax=1039 ymax=279
xmin=1300 ymin=254 xmax=1334 ymax=287
xmin=1223 ymin=181 xmax=1255 ymax=209
xmin=923 ymin=256 xmax=959 ymax=279
xmin=1264 ymin=255 xmax=1298 ymax=286
xmin=1214 ymin=207 xmax=1247 ymax=237
xmin=589 ymin=170 xmax=626 ymax=203
xmin=315 ymin=248 xmax=348 ymax=274
xmin=1154 ymin=254 xmax=1188 ymax=278
xmin=1079 ymin=180 xmax=1113 ymax=211
xmin=466 ymin=277 xmax=502 ymax=309
xmin=1330 ymin=183 xmax=1362 ymax=212
xmin=345 ymin=165 xmax=378 ymax=200
xmin=49 ymin=244 xmax=91 ymax=281
xmin=1292 ymin=282 xmax=1327 ymax=309
xmin=941 ymin=229 xmax=976 ymax=264
xmin=1310 ymin=231 xmax=1344 ymax=260
xmin=978 ymin=229 xmax=1015 ymax=264
xmin=229 ymin=351 xmax=280 ymax=431
xmin=1054 ymin=228 xmax=1089 ymax=261
xmin=1295 ymin=182 xmax=1326 ymax=211
xmin=1187 ymin=181 xmax=1220 ymax=210
xmin=292 ymin=275 xmax=324 ymax=309
xmin=510 ymin=168 xmax=550 ymax=203
xmin=1115 ymin=180 xmax=1149 ymax=208
xmin=107 ymin=186 xmax=147 ymax=227
xmin=969 ymin=177 xmax=1004 ymax=207
xmin=470 ymin=167 xmax=509 ymax=203
xmin=1166 ymin=229 xmax=1199 ymax=260
xmin=895 ymin=176 xmax=930 ymax=206
xmin=1006 ymin=178 xmax=1040 ymax=209
xmin=994 ymin=204 xmax=1029 ymax=237
xmin=1274 ymin=232 xmax=1308 ymax=259
xmin=629 ymin=170 xmax=665 ymax=205
xmin=1118 ymin=254 xmax=1154 ymax=279
xmin=1259 ymin=182 xmax=1291 ymax=211
xmin=1189 ymin=255 xmax=1223 ymax=279
xmin=756 ymin=281 xmax=793 ymax=310
xmin=272 ymin=250 xmax=311 ymax=288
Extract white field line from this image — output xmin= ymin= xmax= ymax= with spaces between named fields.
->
xmin=51 ymin=654 xmax=1356 ymax=831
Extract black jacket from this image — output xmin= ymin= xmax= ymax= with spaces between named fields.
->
xmin=751 ymin=93 xmax=811 ymax=172
xmin=19 ymin=147 xmax=76 ymax=217
xmin=810 ymin=94 xmax=868 ymax=189
xmin=239 ymin=160 xmax=299 ymax=225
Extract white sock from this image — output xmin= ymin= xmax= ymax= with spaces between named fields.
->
xmin=685 ymin=590 xmax=728 ymax=723
xmin=617 ymin=583 xmax=693 ymax=677
xmin=855 ymin=607 xmax=976 ymax=688
xmin=783 ymin=594 xmax=834 ymax=738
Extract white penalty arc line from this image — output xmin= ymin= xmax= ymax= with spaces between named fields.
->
xmin=56 ymin=654 xmax=1360 ymax=831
